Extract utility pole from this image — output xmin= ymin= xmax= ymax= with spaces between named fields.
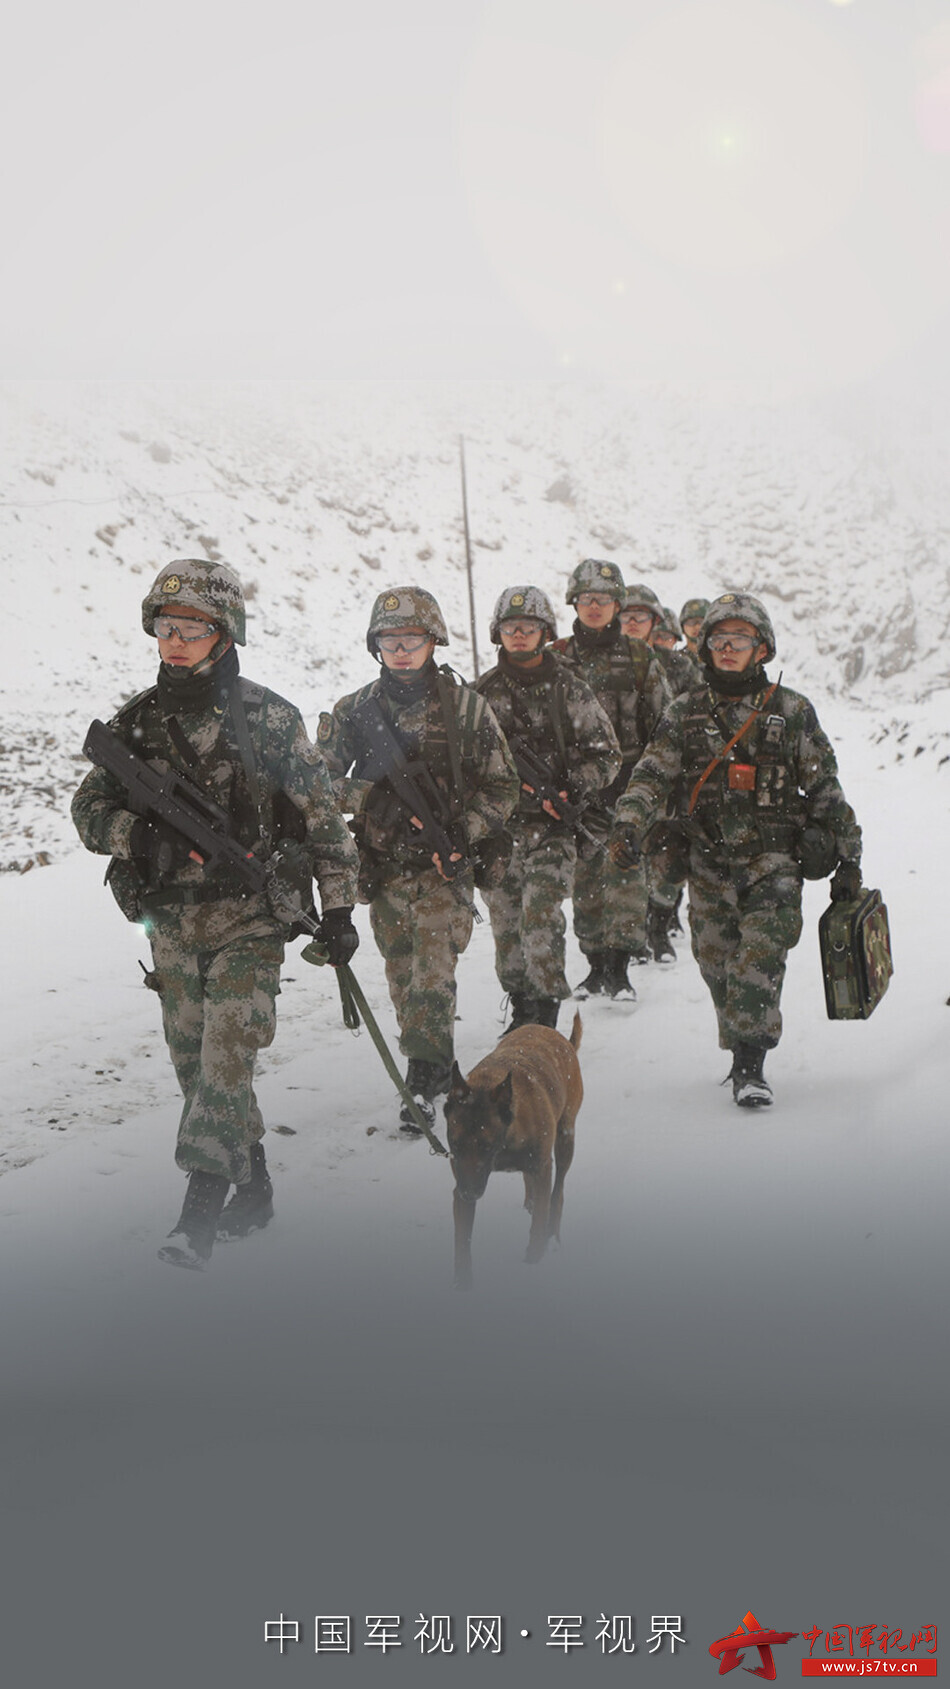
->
xmin=459 ymin=435 xmax=479 ymax=679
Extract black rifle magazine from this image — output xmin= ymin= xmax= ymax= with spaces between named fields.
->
xmin=818 ymin=888 xmax=893 ymax=1021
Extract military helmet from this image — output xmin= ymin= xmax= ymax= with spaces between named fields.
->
xmin=490 ymin=584 xmax=557 ymax=644
xmin=142 ymin=559 xmax=246 ymax=645
xmin=620 ymin=581 xmax=663 ymax=620
xmin=366 ymin=586 xmax=449 ymax=653
xmin=658 ymin=607 xmax=683 ymax=641
xmin=700 ymin=592 xmax=776 ymax=662
xmin=565 ymin=558 xmax=625 ymax=605
xmin=680 ymin=596 xmax=710 ymax=626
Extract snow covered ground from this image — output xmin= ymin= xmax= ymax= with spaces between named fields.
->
xmin=1 ymin=382 xmax=947 ymax=1686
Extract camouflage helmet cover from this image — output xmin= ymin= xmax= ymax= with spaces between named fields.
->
xmin=659 ymin=606 xmax=683 ymax=641
xmin=700 ymin=592 xmax=776 ymax=662
xmin=620 ymin=581 xmax=663 ymax=619
xmin=490 ymin=584 xmax=557 ymax=644
xmin=680 ymin=597 xmax=710 ymax=626
xmin=366 ymin=585 xmax=449 ymax=652
xmin=566 ymin=558 xmax=626 ymax=605
xmin=142 ymin=559 xmax=246 ymax=645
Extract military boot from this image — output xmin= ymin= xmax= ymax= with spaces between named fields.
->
xmin=217 ymin=1143 xmax=274 ymax=1240
xmin=729 ymin=1043 xmax=773 ymax=1109
xmin=399 ymin=1057 xmax=451 ymax=1134
xmin=646 ymin=899 xmax=677 ymax=964
xmin=507 ymin=991 xmax=537 ymax=1032
xmin=531 ymin=998 xmax=560 ymax=1029
xmin=158 ymin=1171 xmax=230 ymax=1270
xmin=574 ymin=953 xmax=608 ymax=999
xmin=603 ymin=949 xmax=637 ymax=1002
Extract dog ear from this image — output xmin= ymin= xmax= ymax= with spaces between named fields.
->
xmin=491 ymin=1071 xmax=514 ymax=1125
xmin=448 ymin=1061 xmax=469 ymax=1099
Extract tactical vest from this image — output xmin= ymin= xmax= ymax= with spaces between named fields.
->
xmin=119 ymin=683 xmax=287 ymax=853
xmin=489 ymin=666 xmax=575 ymax=772
xmin=553 ymin=634 xmax=655 ymax=759
xmin=104 ymin=680 xmax=301 ymax=916
xmin=679 ymin=685 xmax=806 ymax=857
xmin=348 ymin=668 xmax=482 ymax=871
xmin=348 ymin=669 xmax=480 ymax=805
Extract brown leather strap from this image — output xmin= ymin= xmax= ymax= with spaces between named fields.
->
xmin=687 ymin=681 xmax=779 ymax=815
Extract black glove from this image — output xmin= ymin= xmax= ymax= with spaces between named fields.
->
xmin=320 ymin=906 xmax=359 ymax=967
xmin=608 ymin=827 xmax=642 ymax=870
xmin=129 ymin=817 xmax=199 ymax=879
xmin=830 ymin=861 xmax=862 ymax=902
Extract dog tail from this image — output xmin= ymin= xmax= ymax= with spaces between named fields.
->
xmin=569 ymin=1011 xmax=583 ymax=1051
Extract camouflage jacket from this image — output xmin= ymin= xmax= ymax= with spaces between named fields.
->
xmin=476 ymin=650 xmax=621 ymax=828
xmin=652 ymin=644 xmax=696 ymax=697
xmin=551 ymin=623 xmax=670 ymax=787
xmin=615 ymin=673 xmax=863 ymax=864
xmin=319 ymin=663 xmax=520 ymax=874
xmin=72 ymin=675 xmax=360 ymax=915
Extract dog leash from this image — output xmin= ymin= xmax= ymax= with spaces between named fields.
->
xmin=300 ymin=941 xmax=449 ymax=1157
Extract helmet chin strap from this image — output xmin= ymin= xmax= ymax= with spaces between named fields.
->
xmin=189 ymin=633 xmax=233 ymax=677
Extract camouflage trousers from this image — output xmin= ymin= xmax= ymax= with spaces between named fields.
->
xmin=573 ymin=843 xmax=648 ymax=957
xmin=687 ymin=852 xmax=804 ymax=1051
xmin=645 ymin=819 xmax=690 ymax=909
xmin=147 ymin=898 xmax=285 ymax=1185
xmin=485 ymin=823 xmax=576 ymax=1001
xmin=370 ymin=867 xmax=475 ymax=1067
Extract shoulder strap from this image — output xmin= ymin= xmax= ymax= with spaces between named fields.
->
xmin=435 ymin=667 xmax=466 ymax=811
xmin=546 ymin=673 xmax=571 ymax=768
xmin=226 ymin=679 xmax=269 ymax=846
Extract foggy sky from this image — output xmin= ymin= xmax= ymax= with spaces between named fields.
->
xmin=3 ymin=0 xmax=950 ymax=393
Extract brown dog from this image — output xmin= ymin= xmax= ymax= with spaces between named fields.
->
xmin=445 ymin=1015 xmax=583 ymax=1290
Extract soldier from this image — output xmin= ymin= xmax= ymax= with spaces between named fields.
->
xmin=72 ymin=560 xmax=360 ymax=1268
xmin=611 ymin=592 xmax=863 ymax=1107
xmin=615 ymin=579 xmax=691 ymax=966
xmin=552 ymin=562 xmax=670 ymax=996
xmin=652 ymin=606 xmax=682 ymax=651
xmin=477 ymin=585 xmax=620 ymax=1027
xmin=318 ymin=587 xmax=519 ymax=1131
xmin=680 ymin=597 xmax=711 ymax=663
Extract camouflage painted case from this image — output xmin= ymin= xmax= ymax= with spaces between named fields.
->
xmin=819 ymin=888 xmax=893 ymax=1021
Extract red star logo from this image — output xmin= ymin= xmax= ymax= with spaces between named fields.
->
xmin=709 ymin=1612 xmax=799 ymax=1680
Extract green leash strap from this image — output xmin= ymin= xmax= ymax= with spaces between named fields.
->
xmin=300 ymin=941 xmax=449 ymax=1157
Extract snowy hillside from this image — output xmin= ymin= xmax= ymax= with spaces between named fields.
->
xmin=1 ymin=380 xmax=947 ymax=1686
xmin=3 ymin=378 xmax=949 ymax=872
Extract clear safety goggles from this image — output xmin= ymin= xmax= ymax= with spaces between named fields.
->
xmin=707 ymin=632 xmax=759 ymax=653
xmin=576 ymin=592 xmax=615 ymax=608
xmin=620 ymin=607 xmax=655 ymax=624
xmin=500 ymin=619 xmax=543 ymax=637
xmin=154 ymin=615 xmax=219 ymax=641
xmin=376 ymin=632 xmax=430 ymax=654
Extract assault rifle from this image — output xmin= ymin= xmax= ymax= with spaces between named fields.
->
xmin=508 ymin=735 xmax=607 ymax=849
xmin=81 ymin=719 xmax=449 ymax=1154
xmin=83 ymin=719 xmax=271 ymax=894
xmin=357 ymin=697 xmax=468 ymax=881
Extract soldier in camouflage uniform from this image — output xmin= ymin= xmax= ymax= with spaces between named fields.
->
xmin=551 ymin=561 xmax=670 ymax=998
xmin=618 ymin=581 xmax=692 ymax=962
xmin=611 ymin=593 xmax=863 ymax=1106
xmin=317 ymin=587 xmax=519 ymax=1131
xmin=72 ymin=560 xmax=360 ymax=1267
xmin=653 ymin=607 xmax=697 ymax=695
xmin=680 ymin=597 xmax=711 ymax=664
xmin=477 ymin=585 xmax=620 ymax=1028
